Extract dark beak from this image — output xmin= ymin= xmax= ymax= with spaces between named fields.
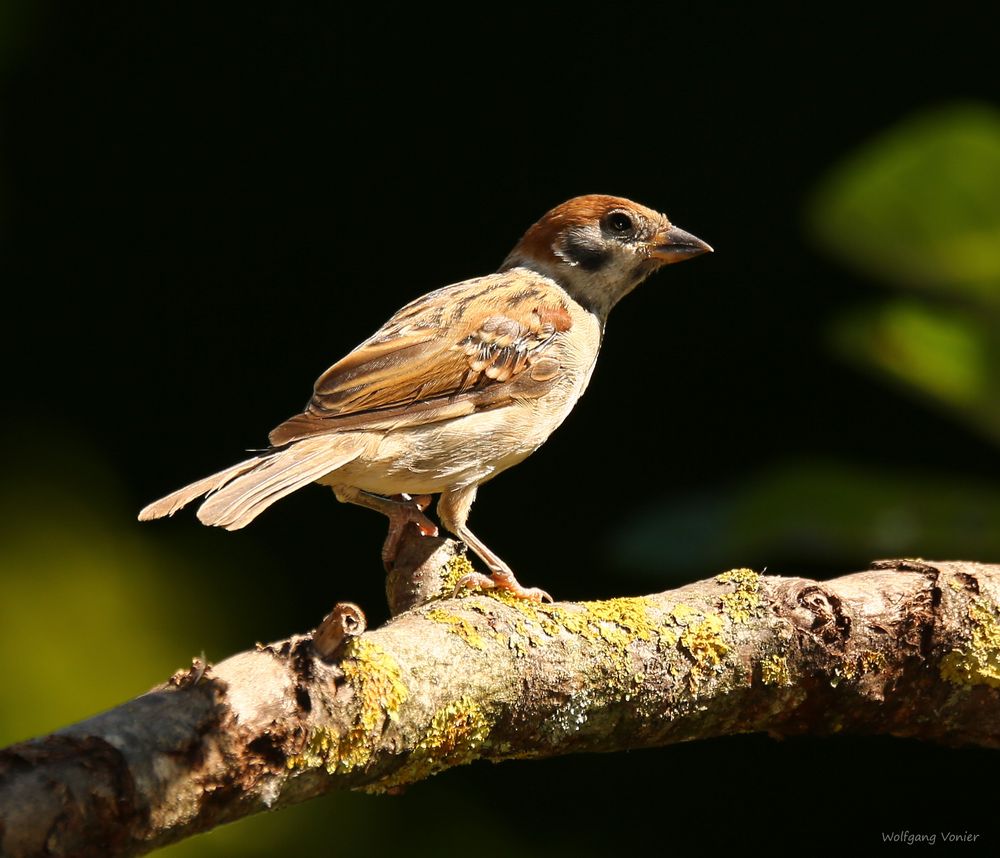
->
xmin=649 ymin=224 xmax=713 ymax=263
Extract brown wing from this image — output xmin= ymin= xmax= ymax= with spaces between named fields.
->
xmin=268 ymin=271 xmax=573 ymax=446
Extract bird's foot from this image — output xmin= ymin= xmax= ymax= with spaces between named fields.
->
xmin=453 ymin=569 xmax=553 ymax=603
xmin=382 ymin=494 xmax=439 ymax=570
xmin=405 ymin=493 xmax=433 ymax=512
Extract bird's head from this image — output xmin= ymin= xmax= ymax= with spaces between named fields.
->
xmin=500 ymin=194 xmax=712 ymax=318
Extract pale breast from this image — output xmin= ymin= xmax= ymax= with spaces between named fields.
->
xmin=324 ymin=296 xmax=603 ymax=496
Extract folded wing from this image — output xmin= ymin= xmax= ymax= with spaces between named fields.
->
xmin=269 ymin=271 xmax=573 ymax=446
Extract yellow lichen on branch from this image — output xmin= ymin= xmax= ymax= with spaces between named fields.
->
xmin=940 ymin=597 xmax=1000 ymax=688
xmin=287 ymin=638 xmax=409 ymax=774
xmin=716 ymin=568 xmax=761 ymax=624
xmin=761 ymin=654 xmax=791 ymax=686
xmin=370 ymin=695 xmax=493 ymax=791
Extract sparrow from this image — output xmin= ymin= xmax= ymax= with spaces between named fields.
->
xmin=139 ymin=195 xmax=712 ymax=602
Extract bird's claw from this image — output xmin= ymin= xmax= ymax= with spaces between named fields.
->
xmin=452 ymin=571 xmax=553 ymax=604
xmin=405 ymin=493 xmax=433 ymax=512
xmin=413 ymin=519 xmax=439 ymax=537
xmin=381 ymin=497 xmax=439 ymax=570
xmin=387 ymin=494 xmax=438 ymax=537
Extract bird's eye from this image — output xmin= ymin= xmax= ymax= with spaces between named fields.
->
xmin=606 ymin=211 xmax=634 ymax=235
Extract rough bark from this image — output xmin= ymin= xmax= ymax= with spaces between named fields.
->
xmin=2 ymin=554 xmax=999 ymax=857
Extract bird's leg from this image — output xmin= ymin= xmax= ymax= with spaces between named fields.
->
xmin=332 ymin=485 xmax=438 ymax=570
xmin=437 ymin=485 xmax=553 ymax=603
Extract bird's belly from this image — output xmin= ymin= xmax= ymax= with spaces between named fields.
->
xmin=319 ymin=378 xmax=587 ymax=496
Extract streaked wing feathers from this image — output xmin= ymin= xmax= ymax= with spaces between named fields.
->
xmin=269 ymin=272 xmax=572 ymax=446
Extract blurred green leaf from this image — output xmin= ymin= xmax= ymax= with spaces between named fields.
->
xmin=0 ymin=499 xmax=208 ymax=746
xmin=831 ymin=299 xmax=1000 ymax=443
xmin=615 ymin=460 xmax=1000 ymax=579
xmin=809 ymin=103 xmax=1000 ymax=303
xmin=808 ymin=102 xmax=1000 ymax=441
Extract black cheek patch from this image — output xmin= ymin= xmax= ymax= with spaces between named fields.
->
xmin=562 ymin=235 xmax=610 ymax=271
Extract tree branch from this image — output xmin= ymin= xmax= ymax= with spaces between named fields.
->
xmin=2 ymin=554 xmax=999 ymax=857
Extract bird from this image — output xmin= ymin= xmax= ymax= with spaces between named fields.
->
xmin=139 ymin=195 xmax=712 ymax=602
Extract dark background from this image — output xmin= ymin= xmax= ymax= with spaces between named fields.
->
xmin=2 ymin=4 xmax=998 ymax=855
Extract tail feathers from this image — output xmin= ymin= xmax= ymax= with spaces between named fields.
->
xmin=138 ymin=437 xmax=363 ymax=531
xmin=138 ymin=456 xmax=264 ymax=521
xmin=195 ymin=436 xmax=362 ymax=530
